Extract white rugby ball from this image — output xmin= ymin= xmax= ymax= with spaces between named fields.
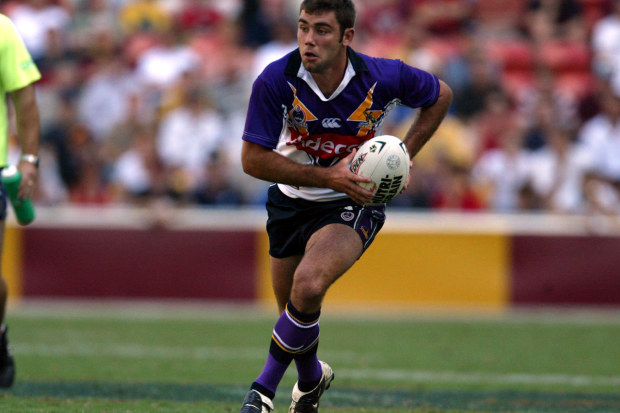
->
xmin=350 ymin=135 xmax=410 ymax=205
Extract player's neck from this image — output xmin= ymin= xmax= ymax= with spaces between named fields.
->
xmin=311 ymin=53 xmax=348 ymax=98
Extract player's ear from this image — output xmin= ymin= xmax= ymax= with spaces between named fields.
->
xmin=341 ymin=28 xmax=354 ymax=46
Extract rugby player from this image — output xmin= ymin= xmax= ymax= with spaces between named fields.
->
xmin=239 ymin=1 xmax=452 ymax=411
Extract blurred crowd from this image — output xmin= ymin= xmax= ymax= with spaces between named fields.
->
xmin=2 ymin=0 xmax=620 ymax=216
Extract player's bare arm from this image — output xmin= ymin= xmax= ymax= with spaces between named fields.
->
xmin=10 ymin=84 xmax=40 ymax=200
xmin=242 ymin=140 xmax=373 ymax=204
xmin=402 ymin=79 xmax=453 ymax=158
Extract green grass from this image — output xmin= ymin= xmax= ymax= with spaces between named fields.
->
xmin=1 ymin=302 xmax=619 ymax=412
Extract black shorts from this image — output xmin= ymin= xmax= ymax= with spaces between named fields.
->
xmin=266 ymin=184 xmax=386 ymax=258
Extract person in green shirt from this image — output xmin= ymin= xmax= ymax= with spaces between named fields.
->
xmin=0 ymin=12 xmax=42 ymax=388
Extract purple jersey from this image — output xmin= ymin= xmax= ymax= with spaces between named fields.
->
xmin=243 ymin=47 xmax=439 ymax=201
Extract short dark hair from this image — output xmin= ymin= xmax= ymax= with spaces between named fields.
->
xmin=300 ymin=0 xmax=356 ymax=40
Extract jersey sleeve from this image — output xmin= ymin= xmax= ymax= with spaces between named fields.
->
xmin=0 ymin=15 xmax=41 ymax=92
xmin=242 ymin=76 xmax=287 ymax=149
xmin=397 ymin=61 xmax=440 ymax=109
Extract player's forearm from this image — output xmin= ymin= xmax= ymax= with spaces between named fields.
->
xmin=403 ymin=79 xmax=453 ymax=158
xmin=10 ymin=84 xmax=40 ymax=156
xmin=242 ymin=141 xmax=330 ymax=188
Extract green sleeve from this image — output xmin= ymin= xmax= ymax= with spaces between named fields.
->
xmin=0 ymin=14 xmax=41 ymax=92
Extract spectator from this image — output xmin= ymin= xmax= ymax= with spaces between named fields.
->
xmin=6 ymin=0 xmax=71 ymax=63
xmin=251 ymin=19 xmax=297 ymax=80
xmin=444 ymin=43 xmax=502 ymax=120
xmin=133 ymin=31 xmax=201 ymax=91
xmin=515 ymin=68 xmax=579 ymax=149
xmin=528 ymin=125 xmax=591 ymax=213
xmin=112 ymin=126 xmax=168 ymax=204
xmin=71 ymin=0 xmax=121 ymax=50
xmin=77 ymin=58 xmax=136 ymax=141
xmin=579 ymin=79 xmax=620 ymax=215
xmin=60 ymin=123 xmax=109 ymax=204
xmin=35 ymin=19 xmax=76 ymax=83
xmin=101 ymin=91 xmax=153 ymax=169
xmin=591 ymin=0 xmax=620 ymax=80
xmin=471 ymin=121 xmax=532 ymax=212
xmin=394 ymin=17 xmax=442 ymax=75
xmin=432 ymin=159 xmax=484 ymax=211
xmin=156 ymin=86 xmax=224 ymax=200
xmin=41 ymin=92 xmax=82 ymax=190
xmin=470 ymin=88 xmax=515 ymax=153
xmin=192 ymin=151 xmax=244 ymax=206
xmin=238 ymin=0 xmax=272 ymax=48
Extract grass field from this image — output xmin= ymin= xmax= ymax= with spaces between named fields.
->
xmin=1 ymin=301 xmax=619 ymax=412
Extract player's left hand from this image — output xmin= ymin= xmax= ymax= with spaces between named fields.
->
xmin=400 ymin=160 xmax=413 ymax=194
xmin=17 ymin=161 xmax=38 ymax=200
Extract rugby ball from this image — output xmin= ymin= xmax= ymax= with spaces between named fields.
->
xmin=350 ymin=135 xmax=410 ymax=205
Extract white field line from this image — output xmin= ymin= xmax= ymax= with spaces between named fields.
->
xmin=16 ymin=343 xmax=266 ymax=360
xmin=337 ymin=369 xmax=620 ymax=387
xmin=14 ymin=343 xmax=363 ymax=363
xmin=14 ymin=343 xmax=620 ymax=388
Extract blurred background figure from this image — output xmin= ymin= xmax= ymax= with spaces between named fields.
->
xmin=192 ymin=150 xmax=243 ymax=207
xmin=155 ymin=86 xmax=223 ymax=203
xmin=527 ymin=125 xmax=591 ymax=213
xmin=579 ymin=78 xmax=620 ymax=218
xmin=591 ymin=0 xmax=620 ymax=80
xmin=6 ymin=0 xmax=71 ymax=64
xmin=471 ymin=120 xmax=532 ymax=212
xmin=112 ymin=126 xmax=168 ymax=204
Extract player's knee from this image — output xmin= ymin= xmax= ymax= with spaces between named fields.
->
xmin=292 ymin=269 xmax=327 ymax=307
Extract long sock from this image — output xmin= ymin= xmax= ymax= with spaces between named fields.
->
xmin=251 ymin=354 xmax=287 ymax=400
xmin=252 ymin=301 xmax=321 ymax=398
xmin=295 ymin=340 xmax=322 ymax=392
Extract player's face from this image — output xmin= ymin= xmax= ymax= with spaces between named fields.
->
xmin=297 ymin=10 xmax=353 ymax=74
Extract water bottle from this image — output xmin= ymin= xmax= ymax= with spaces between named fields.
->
xmin=1 ymin=165 xmax=35 ymax=225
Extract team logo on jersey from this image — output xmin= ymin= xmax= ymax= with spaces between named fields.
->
xmin=321 ymin=118 xmax=341 ymax=128
xmin=341 ymin=211 xmax=355 ymax=221
xmin=287 ymin=83 xmax=317 ymax=135
xmin=285 ymin=82 xmax=387 ymax=161
xmin=347 ymin=82 xmax=385 ymax=137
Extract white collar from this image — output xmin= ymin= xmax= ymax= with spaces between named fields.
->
xmin=297 ymin=59 xmax=356 ymax=101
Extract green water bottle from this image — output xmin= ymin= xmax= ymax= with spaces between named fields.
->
xmin=1 ymin=165 xmax=35 ymax=225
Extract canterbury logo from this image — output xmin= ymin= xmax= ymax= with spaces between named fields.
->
xmin=321 ymin=118 xmax=341 ymax=128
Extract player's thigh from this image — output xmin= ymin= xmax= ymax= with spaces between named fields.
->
xmin=295 ymin=223 xmax=363 ymax=291
xmin=270 ymin=255 xmax=302 ymax=313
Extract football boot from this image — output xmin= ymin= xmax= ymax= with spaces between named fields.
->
xmin=239 ymin=389 xmax=274 ymax=413
xmin=289 ymin=361 xmax=334 ymax=413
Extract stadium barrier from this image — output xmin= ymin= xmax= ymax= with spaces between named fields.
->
xmin=3 ymin=206 xmax=619 ymax=308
